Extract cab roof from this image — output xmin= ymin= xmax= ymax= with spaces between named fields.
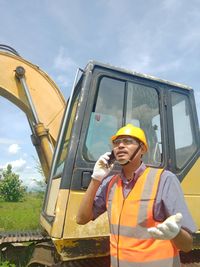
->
xmin=85 ymin=60 xmax=192 ymax=91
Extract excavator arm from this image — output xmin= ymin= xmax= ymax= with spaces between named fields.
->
xmin=0 ymin=45 xmax=66 ymax=179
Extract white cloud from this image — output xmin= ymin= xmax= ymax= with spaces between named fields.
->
xmin=56 ymin=74 xmax=69 ymax=88
xmin=17 ymin=164 xmax=44 ymax=188
xmin=8 ymin=144 xmax=21 ymax=154
xmin=23 ymin=178 xmax=46 ymax=192
xmin=8 ymin=158 xmax=26 ymax=172
xmin=52 ymin=46 xmax=78 ymax=93
xmin=54 ymin=47 xmax=76 ymax=71
xmin=0 ymin=158 xmax=26 ymax=173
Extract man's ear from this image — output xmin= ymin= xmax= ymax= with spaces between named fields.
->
xmin=140 ymin=143 xmax=146 ymax=155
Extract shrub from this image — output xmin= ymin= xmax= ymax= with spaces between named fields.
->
xmin=0 ymin=164 xmax=26 ymax=202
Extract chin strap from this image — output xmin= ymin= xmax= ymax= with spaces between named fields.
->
xmin=119 ymin=143 xmax=141 ymax=166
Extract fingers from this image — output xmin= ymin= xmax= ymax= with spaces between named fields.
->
xmin=175 ymin=213 xmax=183 ymax=223
xmin=100 ymin=152 xmax=111 ymax=161
xmin=99 ymin=152 xmax=112 ymax=166
xmin=148 ymin=225 xmax=173 ymax=240
xmin=157 ymin=223 xmax=173 ymax=238
xmin=99 ymin=157 xmax=108 ymax=165
xmin=147 ymin=227 xmax=165 ymax=239
xmin=157 ymin=223 xmax=169 ymax=232
xmin=164 ymin=213 xmax=182 ymax=231
xmin=164 ymin=221 xmax=179 ymax=233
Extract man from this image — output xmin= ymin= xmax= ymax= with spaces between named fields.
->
xmin=77 ymin=124 xmax=196 ymax=267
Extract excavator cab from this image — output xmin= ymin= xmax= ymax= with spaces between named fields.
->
xmin=40 ymin=61 xmax=200 ymax=261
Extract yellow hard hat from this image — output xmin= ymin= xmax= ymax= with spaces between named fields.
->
xmin=111 ymin=124 xmax=148 ymax=152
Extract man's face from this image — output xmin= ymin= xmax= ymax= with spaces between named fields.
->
xmin=112 ymin=135 xmax=144 ymax=164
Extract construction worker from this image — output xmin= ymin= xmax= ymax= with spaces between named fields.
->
xmin=76 ymin=124 xmax=196 ymax=267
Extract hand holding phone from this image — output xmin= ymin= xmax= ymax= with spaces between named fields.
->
xmin=107 ymin=150 xmax=116 ymax=166
xmin=92 ymin=152 xmax=114 ymax=181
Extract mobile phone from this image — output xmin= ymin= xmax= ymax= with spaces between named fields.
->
xmin=107 ymin=150 xmax=116 ymax=166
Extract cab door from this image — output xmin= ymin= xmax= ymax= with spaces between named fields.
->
xmin=166 ymin=89 xmax=200 ymax=227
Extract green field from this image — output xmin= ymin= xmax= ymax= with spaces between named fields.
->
xmin=0 ymin=192 xmax=44 ymax=231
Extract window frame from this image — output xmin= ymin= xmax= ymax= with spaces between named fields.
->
xmin=167 ymin=89 xmax=199 ymax=177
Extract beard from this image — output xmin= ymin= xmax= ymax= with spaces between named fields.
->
xmin=117 ymin=158 xmax=130 ymax=165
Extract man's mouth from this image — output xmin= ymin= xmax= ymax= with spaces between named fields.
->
xmin=116 ymin=151 xmax=127 ymax=156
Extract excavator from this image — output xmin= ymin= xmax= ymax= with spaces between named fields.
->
xmin=0 ymin=44 xmax=200 ymax=266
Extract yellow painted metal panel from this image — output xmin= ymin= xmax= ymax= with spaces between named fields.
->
xmin=51 ymin=189 xmax=70 ymax=238
xmin=40 ymin=214 xmax=52 ymax=235
xmin=63 ymin=191 xmax=109 ymax=238
xmin=181 ymin=157 xmax=200 ymax=194
xmin=46 ymin=178 xmax=61 ymax=216
xmin=181 ymin=157 xmax=200 ymax=229
xmin=184 ymin=196 xmax=200 ymax=230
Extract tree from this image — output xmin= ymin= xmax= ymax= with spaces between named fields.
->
xmin=34 ymin=157 xmax=45 ymax=178
xmin=33 ymin=157 xmax=46 ymax=192
xmin=0 ymin=164 xmax=26 ymax=202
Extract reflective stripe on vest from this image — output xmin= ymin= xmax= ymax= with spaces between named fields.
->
xmin=111 ymin=255 xmax=180 ymax=267
xmin=106 ymin=167 xmax=180 ymax=267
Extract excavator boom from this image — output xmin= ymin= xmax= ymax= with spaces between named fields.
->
xmin=0 ymin=45 xmax=66 ymax=178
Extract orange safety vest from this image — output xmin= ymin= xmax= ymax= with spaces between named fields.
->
xmin=106 ymin=167 xmax=180 ymax=267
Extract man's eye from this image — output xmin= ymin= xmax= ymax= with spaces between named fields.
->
xmin=124 ymin=139 xmax=132 ymax=144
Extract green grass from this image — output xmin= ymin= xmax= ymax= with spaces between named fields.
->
xmin=0 ymin=192 xmax=44 ymax=231
xmin=0 ymin=261 xmax=16 ymax=267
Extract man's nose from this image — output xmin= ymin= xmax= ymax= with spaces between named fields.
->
xmin=118 ymin=141 xmax=125 ymax=147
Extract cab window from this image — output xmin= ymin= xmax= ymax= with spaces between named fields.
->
xmin=171 ymin=92 xmax=197 ymax=169
xmin=53 ymin=90 xmax=80 ymax=176
xmin=84 ymin=76 xmax=162 ymax=166
xmin=126 ymin=82 xmax=161 ymax=165
xmin=84 ymin=77 xmax=125 ymax=160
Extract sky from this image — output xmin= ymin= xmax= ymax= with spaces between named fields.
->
xmin=0 ymin=0 xmax=200 ymax=190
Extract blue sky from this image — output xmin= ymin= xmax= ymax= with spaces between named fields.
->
xmin=0 ymin=0 xmax=200 ymax=189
